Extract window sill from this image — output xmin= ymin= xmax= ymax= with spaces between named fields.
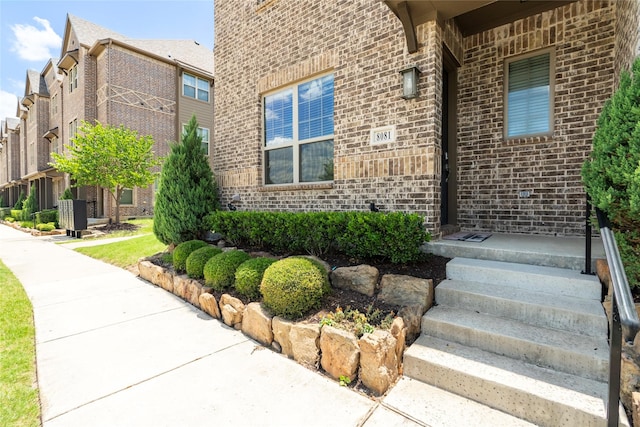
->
xmin=504 ymin=133 xmax=554 ymax=146
xmin=259 ymin=182 xmax=333 ymax=192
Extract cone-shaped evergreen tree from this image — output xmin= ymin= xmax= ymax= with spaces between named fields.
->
xmin=153 ymin=116 xmax=220 ymax=246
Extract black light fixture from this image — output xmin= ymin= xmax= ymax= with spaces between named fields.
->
xmin=227 ymin=194 xmax=240 ymax=211
xmin=400 ymin=66 xmax=421 ymax=99
xmin=369 ymin=202 xmax=380 ymax=212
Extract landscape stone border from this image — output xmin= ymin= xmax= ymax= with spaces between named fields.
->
xmin=138 ymin=256 xmax=435 ymax=395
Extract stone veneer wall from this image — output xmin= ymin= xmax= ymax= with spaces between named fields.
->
xmin=456 ymin=0 xmax=626 ymax=235
xmin=214 ymin=0 xmax=442 ymax=233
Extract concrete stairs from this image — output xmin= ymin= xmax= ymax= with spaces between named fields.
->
xmin=403 ymin=257 xmax=628 ymax=426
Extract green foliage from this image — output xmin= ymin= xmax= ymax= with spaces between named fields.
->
xmin=5 ymin=217 xmax=15 ymax=223
xmin=0 ymin=207 xmax=12 ymax=219
xmin=153 ymin=116 xmax=220 ymax=246
xmin=60 ymin=188 xmax=74 ymax=200
xmin=21 ymin=186 xmax=37 ymax=222
xmin=19 ymin=221 xmax=34 ymax=229
xmin=207 ymin=211 xmax=430 ymax=263
xmin=203 ymin=250 xmax=251 ymax=291
xmin=50 ymin=121 xmax=160 ymax=224
xmin=320 ymin=305 xmax=395 ymax=338
xmin=13 ymin=190 xmax=25 ymax=210
xmin=582 ymin=57 xmax=640 ymax=288
xmin=339 ymin=375 xmax=351 ymax=387
xmin=36 ymin=209 xmax=58 ymax=227
xmin=235 ymin=257 xmax=278 ymax=299
xmin=35 ymin=223 xmax=55 ymax=232
xmin=11 ymin=210 xmax=24 ymax=221
xmin=260 ymin=257 xmax=329 ymax=319
xmin=172 ymin=240 xmax=208 ymax=272
xmin=186 ymin=246 xmax=222 ymax=279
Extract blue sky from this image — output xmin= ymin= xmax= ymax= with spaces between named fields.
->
xmin=0 ymin=0 xmax=214 ymax=120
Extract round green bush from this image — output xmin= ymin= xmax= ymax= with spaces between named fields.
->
xmin=203 ymin=250 xmax=251 ymax=291
xmin=186 ymin=246 xmax=223 ymax=279
xmin=235 ymin=257 xmax=278 ymax=299
xmin=173 ymin=240 xmax=208 ymax=272
xmin=260 ymin=257 xmax=330 ymax=319
xmin=36 ymin=222 xmax=55 ymax=232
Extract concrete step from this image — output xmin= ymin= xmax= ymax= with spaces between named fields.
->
xmin=446 ymin=257 xmax=602 ymax=300
xmin=403 ymin=335 xmax=629 ymax=427
xmin=378 ymin=377 xmax=537 ymax=427
xmin=421 ymin=306 xmax=609 ymax=381
xmin=435 ymin=279 xmax=608 ymax=337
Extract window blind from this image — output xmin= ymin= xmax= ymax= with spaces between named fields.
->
xmin=507 ymin=53 xmax=550 ymax=137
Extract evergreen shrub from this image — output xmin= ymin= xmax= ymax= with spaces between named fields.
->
xmin=36 ymin=223 xmax=55 ymax=232
xmin=260 ymin=257 xmax=330 ymax=319
xmin=582 ymin=57 xmax=640 ymax=288
xmin=153 ymin=116 xmax=220 ymax=246
xmin=235 ymin=257 xmax=278 ymax=299
xmin=173 ymin=240 xmax=208 ymax=272
xmin=186 ymin=246 xmax=223 ymax=279
xmin=203 ymin=250 xmax=251 ymax=291
xmin=22 ymin=185 xmax=37 ymax=222
xmin=60 ymin=188 xmax=74 ymax=200
xmin=13 ymin=190 xmax=25 ymax=210
xmin=36 ymin=209 xmax=58 ymax=227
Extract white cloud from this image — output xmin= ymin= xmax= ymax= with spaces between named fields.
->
xmin=300 ymin=80 xmax=322 ymax=101
xmin=0 ymin=90 xmax=20 ymax=120
xmin=10 ymin=17 xmax=62 ymax=61
xmin=265 ymin=108 xmax=278 ymax=121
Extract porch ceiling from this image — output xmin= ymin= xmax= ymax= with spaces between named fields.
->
xmin=384 ymin=0 xmax=576 ymax=53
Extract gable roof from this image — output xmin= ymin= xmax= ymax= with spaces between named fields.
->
xmin=64 ymin=14 xmax=126 ymax=50
xmin=24 ymin=69 xmax=49 ymax=97
xmin=122 ymin=39 xmax=214 ymax=76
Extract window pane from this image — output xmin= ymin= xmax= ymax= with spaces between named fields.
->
xmin=120 ymin=189 xmax=133 ymax=205
xmin=298 ymin=75 xmax=334 ymax=140
xmin=197 ymin=78 xmax=209 ymax=91
xmin=197 ymin=90 xmax=209 ymax=102
xmin=300 ymin=140 xmax=333 ymax=182
xmin=265 ymin=147 xmax=293 ymax=184
xmin=264 ymin=89 xmax=293 ymax=146
xmin=184 ymin=85 xmax=196 ymax=98
xmin=507 ymin=53 xmax=550 ymax=137
xmin=183 ymin=74 xmax=196 ymax=87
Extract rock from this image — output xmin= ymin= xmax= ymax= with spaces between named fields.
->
xmin=199 ymin=293 xmax=221 ymax=319
xmin=330 ymin=265 xmax=379 ymax=297
xmin=186 ymin=279 xmax=204 ymax=308
xmin=220 ymin=294 xmax=245 ymax=328
xmin=290 ymin=322 xmax=321 ymax=367
xmin=621 ymin=351 xmax=640 ymax=410
xmin=320 ymin=325 xmax=360 ymax=381
xmin=242 ymin=302 xmax=274 ymax=346
xmin=138 ymin=260 xmax=158 ymax=283
xmin=172 ymin=275 xmax=189 ymax=299
xmin=204 ymin=231 xmax=224 ymax=243
xmin=272 ymin=316 xmax=294 ymax=357
xmin=378 ymin=274 xmax=433 ymax=314
xmin=390 ymin=317 xmax=407 ymax=373
xmin=633 ymin=392 xmax=640 ymax=427
xmin=358 ymin=330 xmax=399 ymax=395
xmin=398 ymin=305 xmax=424 ymax=343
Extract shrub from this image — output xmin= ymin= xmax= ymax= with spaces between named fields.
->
xmin=235 ymin=257 xmax=278 ymax=299
xmin=203 ymin=250 xmax=251 ymax=291
xmin=36 ymin=222 xmax=55 ymax=232
xmin=19 ymin=221 xmax=34 ymax=229
xmin=260 ymin=257 xmax=330 ymax=319
xmin=13 ymin=190 xmax=25 ymax=210
xmin=153 ymin=115 xmax=220 ymax=246
xmin=36 ymin=209 xmax=58 ymax=227
xmin=172 ymin=240 xmax=208 ymax=272
xmin=186 ymin=246 xmax=223 ymax=279
xmin=0 ymin=207 xmax=11 ymax=219
xmin=10 ymin=209 xmax=24 ymax=221
xmin=582 ymin=57 xmax=640 ymax=288
xmin=22 ymin=185 xmax=38 ymax=222
xmin=60 ymin=188 xmax=74 ymax=200
xmin=5 ymin=217 xmax=15 ymax=223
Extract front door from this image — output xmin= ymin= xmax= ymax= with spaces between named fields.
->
xmin=441 ymin=68 xmax=450 ymax=225
xmin=441 ymin=49 xmax=458 ymax=227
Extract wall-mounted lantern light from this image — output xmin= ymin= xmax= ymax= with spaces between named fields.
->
xmin=400 ymin=66 xmax=421 ymax=99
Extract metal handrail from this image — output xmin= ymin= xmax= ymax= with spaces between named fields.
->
xmin=593 ymin=207 xmax=640 ymax=427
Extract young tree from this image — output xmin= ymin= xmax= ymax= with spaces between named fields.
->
xmin=153 ymin=116 xmax=220 ymax=246
xmin=22 ymin=184 xmax=38 ymax=221
xmin=50 ymin=121 xmax=160 ymax=224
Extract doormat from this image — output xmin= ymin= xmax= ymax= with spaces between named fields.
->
xmin=443 ymin=232 xmax=492 ymax=242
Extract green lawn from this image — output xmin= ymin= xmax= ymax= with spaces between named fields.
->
xmin=0 ymin=260 xmax=41 ymax=427
xmin=75 ymin=233 xmax=166 ymax=268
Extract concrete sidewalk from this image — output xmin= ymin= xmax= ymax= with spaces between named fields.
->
xmin=0 ymin=224 xmax=440 ymax=427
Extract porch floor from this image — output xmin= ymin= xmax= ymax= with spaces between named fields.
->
xmin=423 ymin=233 xmax=605 ymax=271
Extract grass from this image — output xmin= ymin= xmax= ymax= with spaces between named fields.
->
xmin=75 ymin=233 xmax=166 ymax=268
xmin=0 ymin=260 xmax=41 ymax=427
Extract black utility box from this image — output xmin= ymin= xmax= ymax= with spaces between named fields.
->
xmin=58 ymin=199 xmax=88 ymax=238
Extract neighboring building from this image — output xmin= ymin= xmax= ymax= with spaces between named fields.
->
xmin=213 ymin=0 xmax=639 ymax=238
xmin=0 ymin=14 xmax=214 ymax=220
xmin=0 ymin=117 xmax=23 ymax=207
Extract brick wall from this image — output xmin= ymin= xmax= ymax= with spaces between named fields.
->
xmin=456 ymin=0 xmax=620 ymax=235
xmin=214 ymin=0 xmax=442 ymax=230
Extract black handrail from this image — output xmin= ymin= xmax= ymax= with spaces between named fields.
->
xmin=593 ymin=207 xmax=640 ymax=427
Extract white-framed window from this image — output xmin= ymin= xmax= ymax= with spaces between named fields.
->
xmin=182 ymin=73 xmax=210 ymax=102
xmin=120 ymin=188 xmax=133 ymax=205
xmin=263 ymin=73 xmax=334 ymax=185
xmin=182 ymin=124 xmax=210 ymax=156
xmin=504 ymin=49 xmax=554 ymax=139
xmin=69 ymin=65 xmax=78 ymax=93
xmin=68 ymin=118 xmax=78 ymax=146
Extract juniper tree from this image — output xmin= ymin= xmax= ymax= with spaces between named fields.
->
xmin=153 ymin=116 xmax=220 ymax=246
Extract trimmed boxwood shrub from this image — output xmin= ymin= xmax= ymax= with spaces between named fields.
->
xmin=260 ymin=257 xmax=330 ymax=320
xmin=203 ymin=250 xmax=251 ymax=291
xmin=10 ymin=209 xmax=24 ymax=221
xmin=186 ymin=246 xmax=223 ymax=279
xmin=235 ymin=257 xmax=278 ymax=299
xmin=36 ymin=222 xmax=55 ymax=232
xmin=173 ymin=240 xmax=208 ymax=272
xmin=36 ymin=209 xmax=58 ymax=227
